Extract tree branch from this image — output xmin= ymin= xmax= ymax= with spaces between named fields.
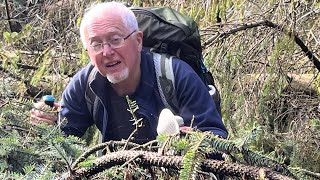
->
xmin=0 ymin=60 xmax=38 ymax=70
xmin=203 ymin=20 xmax=320 ymax=71
xmin=70 ymin=150 xmax=295 ymax=180
xmin=4 ymin=0 xmax=13 ymax=32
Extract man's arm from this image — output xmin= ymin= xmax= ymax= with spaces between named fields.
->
xmin=59 ymin=64 xmax=95 ymax=137
xmin=173 ymin=59 xmax=228 ymax=138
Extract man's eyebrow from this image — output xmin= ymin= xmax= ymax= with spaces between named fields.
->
xmin=88 ymin=37 xmax=101 ymax=44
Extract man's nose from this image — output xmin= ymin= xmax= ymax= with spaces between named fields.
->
xmin=102 ymin=43 xmax=114 ymax=56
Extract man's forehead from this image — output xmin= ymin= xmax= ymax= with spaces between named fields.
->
xmin=87 ymin=27 xmax=123 ymax=37
xmin=89 ymin=15 xmax=125 ymax=30
xmin=87 ymin=20 xmax=125 ymax=34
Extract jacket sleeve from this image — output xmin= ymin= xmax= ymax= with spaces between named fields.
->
xmin=172 ymin=59 xmax=228 ymax=138
xmin=59 ymin=64 xmax=94 ymax=137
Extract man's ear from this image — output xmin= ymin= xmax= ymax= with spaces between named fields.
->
xmin=136 ymin=31 xmax=143 ymax=51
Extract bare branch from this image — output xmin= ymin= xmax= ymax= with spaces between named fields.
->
xmin=0 ymin=60 xmax=38 ymax=70
xmin=4 ymin=0 xmax=13 ymax=32
xmin=203 ymin=20 xmax=320 ymax=71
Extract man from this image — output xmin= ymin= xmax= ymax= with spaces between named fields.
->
xmin=31 ymin=2 xmax=228 ymax=144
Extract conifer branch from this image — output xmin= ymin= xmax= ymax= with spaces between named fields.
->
xmin=51 ymin=142 xmax=73 ymax=175
xmin=241 ymin=146 xmax=294 ymax=177
xmin=205 ymin=134 xmax=240 ymax=154
xmin=70 ymin=150 xmax=295 ymax=180
xmin=123 ymin=96 xmax=143 ymax=150
xmin=180 ymin=132 xmax=208 ymax=180
xmin=184 ymin=131 xmax=240 ymax=155
xmin=72 ymin=141 xmax=139 ymax=169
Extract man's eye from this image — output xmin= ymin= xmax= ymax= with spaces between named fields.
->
xmin=91 ymin=43 xmax=101 ymax=47
xmin=110 ymin=37 xmax=122 ymax=44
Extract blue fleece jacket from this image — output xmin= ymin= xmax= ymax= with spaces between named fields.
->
xmin=59 ymin=50 xmax=228 ymax=142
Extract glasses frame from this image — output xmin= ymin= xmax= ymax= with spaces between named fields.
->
xmin=90 ymin=30 xmax=137 ymax=54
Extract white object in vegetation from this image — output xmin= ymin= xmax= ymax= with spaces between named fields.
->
xmin=157 ymin=108 xmax=182 ymax=135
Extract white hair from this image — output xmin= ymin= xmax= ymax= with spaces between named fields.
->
xmin=106 ymin=67 xmax=129 ymax=84
xmin=79 ymin=2 xmax=138 ymax=49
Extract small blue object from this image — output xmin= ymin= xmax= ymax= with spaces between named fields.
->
xmin=42 ymin=95 xmax=55 ymax=102
xmin=42 ymin=95 xmax=55 ymax=107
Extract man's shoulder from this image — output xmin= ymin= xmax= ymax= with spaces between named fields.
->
xmin=170 ymin=56 xmax=197 ymax=78
xmin=67 ymin=63 xmax=93 ymax=84
xmin=141 ymin=48 xmax=153 ymax=60
xmin=63 ymin=63 xmax=93 ymax=95
xmin=140 ymin=49 xmax=156 ymax=69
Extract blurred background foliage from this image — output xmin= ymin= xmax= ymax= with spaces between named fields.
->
xmin=0 ymin=0 xmax=320 ymax=179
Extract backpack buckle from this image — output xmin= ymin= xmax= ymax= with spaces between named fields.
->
xmin=160 ymin=42 xmax=168 ymax=53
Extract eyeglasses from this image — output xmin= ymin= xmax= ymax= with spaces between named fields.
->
xmin=90 ymin=30 xmax=136 ymax=53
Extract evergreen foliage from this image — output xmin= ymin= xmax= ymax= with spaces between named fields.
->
xmin=0 ymin=99 xmax=86 ymax=179
xmin=0 ymin=0 xmax=320 ymax=179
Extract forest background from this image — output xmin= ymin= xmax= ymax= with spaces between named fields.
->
xmin=0 ymin=0 xmax=319 ymax=179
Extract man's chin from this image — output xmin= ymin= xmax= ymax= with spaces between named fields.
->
xmin=106 ymin=70 xmax=129 ymax=84
xmin=107 ymin=76 xmax=125 ymax=84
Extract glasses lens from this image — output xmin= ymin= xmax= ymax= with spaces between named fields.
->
xmin=110 ymin=38 xmax=124 ymax=49
xmin=93 ymin=44 xmax=102 ymax=52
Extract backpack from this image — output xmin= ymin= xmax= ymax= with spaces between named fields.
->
xmin=86 ymin=7 xmax=221 ymax=123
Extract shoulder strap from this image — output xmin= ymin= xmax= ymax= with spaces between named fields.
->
xmin=85 ymin=65 xmax=99 ymax=122
xmin=153 ymin=53 xmax=178 ymax=114
xmin=85 ymin=65 xmax=103 ymax=155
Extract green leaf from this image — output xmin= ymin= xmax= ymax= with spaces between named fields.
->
xmin=24 ymin=24 xmax=31 ymax=32
xmin=3 ymin=31 xmax=11 ymax=43
xmin=11 ymin=32 xmax=18 ymax=39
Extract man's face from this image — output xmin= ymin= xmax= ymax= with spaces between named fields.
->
xmin=85 ymin=13 xmax=143 ymax=83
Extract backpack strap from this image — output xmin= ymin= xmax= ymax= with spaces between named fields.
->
xmin=153 ymin=53 xmax=178 ymax=114
xmin=153 ymin=53 xmax=222 ymax=116
xmin=85 ymin=65 xmax=103 ymax=156
xmin=85 ymin=64 xmax=99 ymax=122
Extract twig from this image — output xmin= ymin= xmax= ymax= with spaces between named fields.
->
xmin=51 ymin=142 xmax=73 ymax=175
xmin=18 ymin=50 xmax=79 ymax=59
xmin=124 ymin=128 xmax=138 ymax=150
xmin=122 ymin=96 xmax=143 ymax=150
xmin=3 ymin=124 xmax=31 ymax=134
xmin=157 ymin=135 xmax=173 ymax=155
xmin=4 ymin=0 xmax=13 ymax=32
xmin=0 ymin=101 xmax=9 ymax=109
xmin=0 ymin=60 xmax=38 ymax=70
xmin=290 ymin=167 xmax=320 ymax=179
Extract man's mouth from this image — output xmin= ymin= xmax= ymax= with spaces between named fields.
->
xmin=106 ymin=61 xmax=121 ymax=67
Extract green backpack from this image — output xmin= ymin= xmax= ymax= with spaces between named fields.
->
xmin=86 ymin=7 xmax=221 ymax=121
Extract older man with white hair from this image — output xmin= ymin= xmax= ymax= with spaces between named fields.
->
xmin=31 ymin=2 xmax=228 ymax=144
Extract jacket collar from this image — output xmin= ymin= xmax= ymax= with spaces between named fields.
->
xmin=130 ymin=50 xmax=156 ymax=104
